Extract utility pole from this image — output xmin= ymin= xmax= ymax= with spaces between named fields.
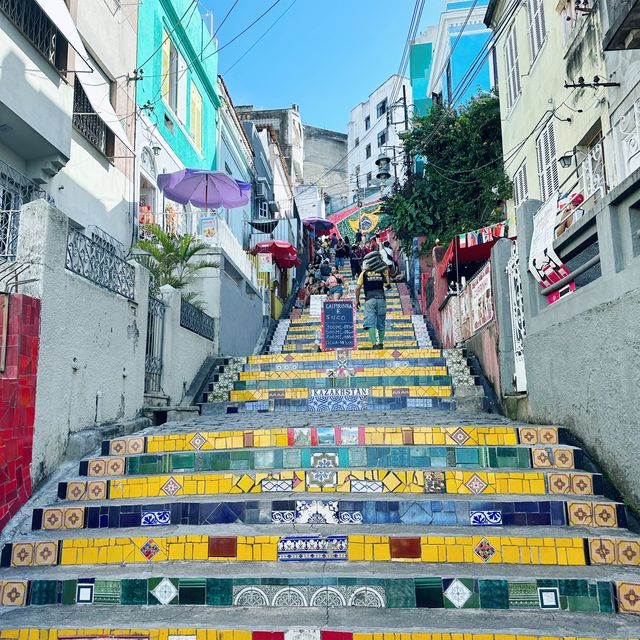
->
xmin=354 ymin=167 xmax=363 ymax=233
xmin=402 ymin=83 xmax=412 ymax=185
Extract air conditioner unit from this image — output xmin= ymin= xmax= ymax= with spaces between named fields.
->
xmin=255 ymin=182 xmax=267 ymax=199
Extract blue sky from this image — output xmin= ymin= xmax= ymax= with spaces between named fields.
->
xmin=202 ymin=1 xmax=445 ymax=132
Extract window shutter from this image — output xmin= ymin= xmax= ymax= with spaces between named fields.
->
xmin=536 ymin=120 xmax=558 ymax=200
xmin=190 ymin=83 xmax=203 ymax=151
xmin=513 ymin=163 xmax=528 ymax=208
xmin=505 ymin=28 xmax=520 ymax=109
xmin=161 ymin=33 xmax=171 ymax=101
xmin=177 ymin=53 xmax=187 ymax=123
xmin=528 ymin=0 xmax=546 ymax=62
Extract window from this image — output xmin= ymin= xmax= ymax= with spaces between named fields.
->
xmin=364 ymin=116 xmax=371 ymax=130
xmin=376 ymin=99 xmax=387 ymax=118
xmin=190 ymin=82 xmax=203 ymax=150
xmin=162 ymin=33 xmax=187 ymax=122
xmin=366 ymin=172 xmax=372 ymax=186
xmin=365 ymin=144 xmax=371 ymax=159
xmin=528 ymin=0 xmax=546 ymax=63
xmin=354 ymin=137 xmax=360 ymax=147
xmin=73 ymin=76 xmax=114 ymax=157
xmin=377 ymin=130 xmax=387 ymax=148
xmin=536 ymin=119 xmax=559 ymax=201
xmin=505 ymin=27 xmax=521 ymax=110
xmin=225 ymin=162 xmax=232 ymax=175
xmin=513 ymin=162 xmax=529 ymax=208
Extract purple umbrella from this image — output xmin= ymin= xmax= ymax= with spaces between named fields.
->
xmin=157 ymin=169 xmax=251 ymax=209
xmin=303 ymin=217 xmax=334 ymax=231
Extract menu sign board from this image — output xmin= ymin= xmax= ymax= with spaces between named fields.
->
xmin=321 ymin=299 xmax=357 ymax=351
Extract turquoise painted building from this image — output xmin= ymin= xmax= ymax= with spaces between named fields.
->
xmin=410 ymin=35 xmax=435 ymax=117
xmin=136 ymin=0 xmax=220 ymax=170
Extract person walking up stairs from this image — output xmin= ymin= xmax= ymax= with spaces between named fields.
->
xmin=355 ymin=251 xmax=391 ymax=349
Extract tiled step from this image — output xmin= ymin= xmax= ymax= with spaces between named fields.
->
xmin=232 ymin=375 xmax=452 ymax=392
xmin=55 ymin=468 xmax=604 ymax=501
xmin=0 ymin=574 xmax=626 ymax=613
xmin=239 ymin=366 xmax=449 ymax=380
xmin=78 ymin=444 xmax=585 ymax=478
xmin=247 ymin=349 xmax=444 ymax=365
xmin=31 ymin=497 xmax=627 ymax=532
xmin=3 ymin=532 xmax=640 ymax=568
xmin=103 ymin=425 xmax=559 ymax=456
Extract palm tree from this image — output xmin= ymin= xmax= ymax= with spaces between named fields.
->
xmin=137 ymin=224 xmax=218 ymax=305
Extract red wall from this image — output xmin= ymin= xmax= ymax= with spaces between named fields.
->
xmin=425 ymin=246 xmax=448 ymax=344
xmin=0 ymin=294 xmax=39 ymax=531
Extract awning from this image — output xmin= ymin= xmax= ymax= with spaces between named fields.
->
xmin=34 ymin=0 xmax=91 ymax=72
xmin=248 ymin=219 xmax=279 ymax=234
xmin=35 ymin=0 xmax=133 ymax=152
xmin=438 ymin=236 xmax=496 ymax=278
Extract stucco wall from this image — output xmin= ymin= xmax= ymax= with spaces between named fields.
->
xmin=159 ymin=286 xmax=216 ymax=405
xmin=303 ymin=125 xmax=348 ymax=203
xmin=16 ymin=201 xmax=148 ymax=485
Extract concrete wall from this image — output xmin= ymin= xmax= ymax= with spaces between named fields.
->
xmin=302 ymin=125 xmax=348 ymax=206
xmin=517 ymin=193 xmax=640 ymax=510
xmin=159 ymin=286 xmax=216 ymax=405
xmin=16 ymin=200 xmax=148 ymax=485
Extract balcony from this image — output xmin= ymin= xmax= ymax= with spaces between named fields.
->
xmin=603 ymin=0 xmax=640 ymax=50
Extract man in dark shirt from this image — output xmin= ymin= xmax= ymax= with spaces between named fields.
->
xmin=355 ymin=251 xmax=391 ymax=349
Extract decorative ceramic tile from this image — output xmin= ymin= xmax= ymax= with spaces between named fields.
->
xmin=109 ymin=439 xmax=127 ymax=455
xmin=538 ymin=587 xmax=560 ymax=609
xmin=208 ymin=537 xmax=238 ymax=558
xmin=34 ymin=541 xmax=58 ymax=566
xmin=126 ymin=437 xmax=145 ymax=454
xmin=450 ymin=428 xmax=471 ymax=445
xmin=519 ymin=427 xmax=539 ymax=444
xmin=311 ymin=452 xmax=338 ymax=468
xmin=473 ymin=538 xmax=496 ymax=562
xmin=389 ymin=537 xmax=421 ymax=559
xmin=469 ymin=510 xmax=502 ymax=526
xmin=589 ymin=538 xmax=616 ymax=564
xmin=539 ymin=427 xmax=558 ymax=444
xmin=93 ymin=579 xmax=121 ymax=604
xmin=424 ymin=471 xmax=446 ymax=493
xmin=531 ymin=449 xmax=552 ymax=468
xmin=277 ymin=535 xmax=348 ymax=561
xmin=508 ymin=582 xmax=538 ymax=608
xmin=306 ymin=469 xmax=337 ymax=488
xmin=42 ymin=508 xmax=63 ymax=530
xmin=87 ymin=459 xmax=107 ymax=477
xmin=64 ymin=507 xmax=85 ymax=529
xmin=284 ymin=631 xmax=320 ymax=640
xmin=464 ymin=473 xmax=488 ymax=495
xmin=189 ymin=433 xmax=207 ymax=450
xmin=571 ymin=474 xmax=593 ymax=495
xmin=151 ymin=578 xmax=178 ymax=605
xmin=444 ymin=579 xmax=472 ymax=608
xmin=161 ymin=477 xmax=182 ymax=496
xmin=549 ymin=473 xmax=571 ymax=494
xmin=617 ymin=539 xmax=640 ymax=565
xmin=11 ymin=543 xmax=33 ymax=567
xmin=351 ymin=480 xmax=383 ymax=493
xmin=616 ymin=581 xmax=640 ymax=613
xmin=262 ymin=479 xmax=293 ymax=492
xmin=106 ymin=457 xmax=125 ymax=476
xmin=296 ymin=500 xmax=339 ymax=524
xmin=87 ymin=480 xmax=107 ymax=500
xmin=141 ymin=510 xmax=171 ymax=527
xmin=139 ymin=538 xmax=161 ymax=560
xmin=76 ymin=581 xmax=95 ymax=604
xmin=553 ymin=448 xmax=574 ymax=469
xmin=66 ymin=481 xmax=87 ymax=500
xmin=341 ymin=427 xmax=360 ymax=445
xmin=594 ymin=503 xmax=618 ymax=527
xmin=272 ymin=510 xmax=295 ymax=523
xmin=0 ymin=581 xmax=27 ymax=606
xmin=568 ymin=502 xmax=593 ymax=526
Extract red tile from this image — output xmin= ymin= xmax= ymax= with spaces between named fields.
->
xmin=253 ymin=634 xmax=284 ymax=640
xmin=208 ymin=536 xmax=237 ymax=557
xmin=389 ymin=536 xmax=422 ymax=559
xmin=243 ymin=432 xmax=254 ymax=448
xmin=322 ymin=633 xmax=352 ymax=640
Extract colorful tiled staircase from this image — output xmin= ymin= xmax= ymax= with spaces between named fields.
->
xmin=1 ymin=276 xmax=639 ymax=640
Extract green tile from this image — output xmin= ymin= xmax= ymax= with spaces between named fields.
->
xmin=385 ymin=579 xmax=416 ymax=608
xmin=414 ymin=578 xmax=443 ymax=608
xmin=597 ymin=582 xmax=614 ymax=613
xmin=179 ymin=578 xmax=206 ymax=604
xmin=508 ymin=581 xmax=538 ymax=608
xmin=61 ymin=580 xmax=77 ymax=604
xmin=172 ymin=452 xmax=195 ymax=470
xmin=442 ymin=578 xmax=479 ymax=609
xmin=566 ymin=595 xmax=599 ymax=612
xmin=93 ymin=580 xmax=121 ymax=604
xmin=478 ymin=579 xmax=509 ymax=609
xmin=29 ymin=580 xmax=58 ymax=605
xmin=254 ymin=450 xmax=275 ymax=469
xmin=121 ymin=579 xmax=148 ymax=605
xmin=283 ymin=449 xmax=301 ymax=468
xmin=206 ymin=579 xmax=233 ymax=605
xmin=558 ymin=579 xmax=589 ymax=596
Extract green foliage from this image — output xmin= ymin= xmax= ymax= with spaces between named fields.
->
xmin=381 ymin=93 xmax=511 ymax=249
xmin=136 ymin=224 xmax=219 ymax=305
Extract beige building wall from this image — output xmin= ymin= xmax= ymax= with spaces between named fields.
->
xmin=487 ymin=0 xmax=611 ymax=213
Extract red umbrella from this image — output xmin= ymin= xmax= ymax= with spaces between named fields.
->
xmin=250 ymin=240 xmax=300 ymax=269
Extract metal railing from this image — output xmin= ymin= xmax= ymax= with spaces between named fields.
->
xmin=613 ymin=97 xmax=640 ymax=183
xmin=180 ymin=297 xmax=215 ymax=341
xmin=65 ymin=227 xmax=136 ymax=299
xmin=73 ymin=78 xmax=110 ymax=155
xmin=0 ymin=0 xmax=66 ymax=72
xmin=145 ymin=296 xmax=165 ymax=393
xmin=0 ymin=211 xmax=20 ymax=260
xmin=206 ymin=216 xmax=258 ymax=286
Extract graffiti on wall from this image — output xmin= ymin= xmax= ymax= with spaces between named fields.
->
xmin=327 ymin=201 xmax=382 ymax=241
xmin=470 ymin=262 xmax=494 ymax=333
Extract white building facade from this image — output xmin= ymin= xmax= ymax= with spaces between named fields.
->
xmin=347 ymin=75 xmax=412 ymax=199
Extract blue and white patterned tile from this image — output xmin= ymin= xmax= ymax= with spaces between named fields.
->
xmin=469 ymin=510 xmax=503 ymax=526
xmin=277 ymin=535 xmax=348 ymax=561
xmin=295 ymin=500 xmax=339 ymax=524
xmin=140 ymin=510 xmax=171 ymax=527
xmin=351 ymin=480 xmax=384 ymax=493
xmin=262 ymin=479 xmax=294 ymax=492
xmin=271 ymin=510 xmax=295 ymax=523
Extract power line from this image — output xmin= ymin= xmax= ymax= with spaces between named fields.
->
xmin=222 ymin=0 xmax=299 ymax=75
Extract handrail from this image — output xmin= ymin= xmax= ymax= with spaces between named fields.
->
xmin=540 ymin=254 xmax=600 ymax=295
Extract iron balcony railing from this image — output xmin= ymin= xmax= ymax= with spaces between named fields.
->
xmin=180 ymin=298 xmax=215 ymax=341
xmin=0 ymin=0 xmax=67 ymax=72
xmin=0 ymin=210 xmax=20 ymax=260
xmin=66 ymin=227 xmax=136 ymax=300
xmin=73 ymin=78 xmax=112 ymax=156
xmin=145 ymin=296 xmax=165 ymax=394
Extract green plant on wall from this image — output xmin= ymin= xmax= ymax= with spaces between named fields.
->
xmin=381 ymin=92 xmax=511 ymax=250
xmin=137 ymin=224 xmax=218 ymax=306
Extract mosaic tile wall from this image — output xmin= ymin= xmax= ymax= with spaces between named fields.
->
xmin=0 ymin=575 xmax=622 ymax=612
xmin=31 ymin=498 xmax=626 ymax=531
xmin=0 ymin=294 xmax=40 ymax=531
xmin=6 ymin=533 xmax=639 ymax=567
xmin=2 ymin=630 xmax=640 ymax=640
